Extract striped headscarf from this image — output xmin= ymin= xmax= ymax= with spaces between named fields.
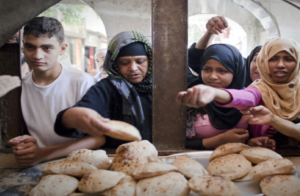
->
xmin=103 ymin=31 xmax=152 ymax=124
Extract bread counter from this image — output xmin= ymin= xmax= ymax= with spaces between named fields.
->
xmin=1 ymin=151 xmax=300 ymax=196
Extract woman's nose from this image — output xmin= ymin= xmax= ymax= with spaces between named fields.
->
xmin=209 ymin=72 xmax=218 ymax=79
xmin=129 ymin=62 xmax=138 ymax=71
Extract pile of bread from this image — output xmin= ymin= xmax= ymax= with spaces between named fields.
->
xmin=28 ymin=120 xmax=300 ymax=196
xmin=206 ymin=143 xmax=300 ymax=196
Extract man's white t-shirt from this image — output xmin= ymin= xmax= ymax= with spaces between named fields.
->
xmin=21 ymin=64 xmax=96 ymax=147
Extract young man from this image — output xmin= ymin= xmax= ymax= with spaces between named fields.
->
xmin=8 ymin=17 xmax=107 ymax=167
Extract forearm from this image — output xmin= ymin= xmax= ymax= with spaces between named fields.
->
xmin=40 ymin=135 xmax=106 ymax=162
xmin=270 ymin=115 xmax=300 ymax=142
xmin=195 ymin=31 xmax=214 ymax=49
xmin=61 ymin=107 xmax=78 ymax=129
xmin=214 ymin=88 xmax=232 ymax=104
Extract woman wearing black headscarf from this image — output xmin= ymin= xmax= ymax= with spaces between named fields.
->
xmin=245 ymin=45 xmax=262 ymax=86
xmin=54 ymin=31 xmax=152 ymax=148
xmin=186 ymin=43 xmax=249 ymax=150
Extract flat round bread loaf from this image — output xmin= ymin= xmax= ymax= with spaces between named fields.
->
xmin=66 ymin=149 xmax=112 ymax=169
xmin=78 ymin=170 xmax=126 ymax=193
xmin=104 ymin=120 xmax=142 ymax=141
xmin=188 ymin=175 xmax=241 ymax=196
xmin=29 ymin=174 xmax=78 ymax=196
xmin=133 ymin=162 xmax=178 ymax=180
xmin=240 ymin=147 xmax=282 ymax=164
xmin=260 ymin=175 xmax=300 ymax=196
xmin=110 ymin=140 xmax=158 ymax=175
xmin=209 ymin=143 xmax=249 ymax=161
xmin=42 ymin=160 xmax=97 ymax=177
xmin=172 ymin=155 xmax=208 ymax=179
xmin=233 ymin=167 xmax=253 ymax=182
xmin=250 ymin=158 xmax=296 ymax=180
xmin=101 ymin=175 xmax=137 ymax=196
xmin=207 ymin=154 xmax=252 ymax=180
xmin=136 ymin=172 xmax=189 ymax=196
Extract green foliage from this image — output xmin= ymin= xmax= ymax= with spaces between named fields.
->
xmin=39 ymin=4 xmax=86 ymax=26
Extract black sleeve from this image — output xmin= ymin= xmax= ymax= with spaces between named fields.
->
xmin=188 ymin=43 xmax=205 ymax=74
xmin=54 ymin=80 xmax=113 ymax=138
xmin=185 ymin=139 xmax=206 ymax=150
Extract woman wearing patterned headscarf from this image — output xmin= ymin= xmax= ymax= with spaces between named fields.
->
xmin=177 ymin=37 xmax=300 ymax=150
xmin=54 ymin=31 xmax=152 ymax=148
xmin=185 ymin=43 xmax=249 ymax=150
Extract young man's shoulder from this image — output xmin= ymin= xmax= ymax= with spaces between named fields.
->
xmin=62 ymin=65 xmax=95 ymax=83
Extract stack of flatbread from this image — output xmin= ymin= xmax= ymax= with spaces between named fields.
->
xmin=206 ymin=143 xmax=298 ymax=196
xmin=29 ymin=138 xmax=298 ymax=196
xmin=31 ymin=140 xmax=193 ymax=196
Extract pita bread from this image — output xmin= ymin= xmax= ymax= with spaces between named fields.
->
xmin=42 ymin=160 xmax=97 ymax=177
xmin=209 ymin=143 xmax=249 ymax=161
xmin=233 ymin=167 xmax=253 ymax=182
xmin=78 ymin=170 xmax=126 ymax=193
xmin=207 ymin=154 xmax=252 ymax=180
xmin=260 ymin=175 xmax=300 ymax=196
xmin=29 ymin=174 xmax=78 ymax=196
xmin=133 ymin=162 xmax=178 ymax=180
xmin=110 ymin=140 xmax=158 ymax=175
xmin=240 ymin=147 xmax=282 ymax=164
xmin=250 ymin=158 xmax=296 ymax=180
xmin=172 ymin=155 xmax=208 ymax=179
xmin=188 ymin=175 xmax=241 ymax=196
xmin=101 ymin=175 xmax=136 ymax=196
xmin=136 ymin=172 xmax=189 ymax=196
xmin=104 ymin=120 xmax=141 ymax=141
xmin=66 ymin=149 xmax=112 ymax=169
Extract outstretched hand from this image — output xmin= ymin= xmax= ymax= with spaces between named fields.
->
xmin=241 ymin=105 xmax=273 ymax=125
xmin=247 ymin=136 xmax=276 ymax=150
xmin=63 ymin=107 xmax=113 ymax=136
xmin=0 ymin=75 xmax=21 ymax=97
xmin=176 ymin=84 xmax=216 ymax=108
xmin=206 ymin=16 xmax=228 ymax=35
xmin=221 ymin=128 xmax=249 ymax=144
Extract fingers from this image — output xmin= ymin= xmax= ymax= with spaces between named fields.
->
xmin=250 ymin=105 xmax=268 ymax=114
xmin=175 ymin=91 xmax=187 ymax=105
xmin=206 ymin=16 xmax=228 ymax=34
xmin=240 ymin=107 xmax=251 ymax=115
xmin=269 ymin=139 xmax=276 ymax=150
xmin=232 ymin=128 xmax=248 ymax=134
xmin=9 ymin=135 xmax=37 ymax=144
xmin=12 ymin=142 xmax=37 ymax=156
xmin=0 ymin=75 xmax=21 ymax=97
xmin=239 ymin=132 xmax=249 ymax=142
xmin=90 ymin=117 xmax=113 ymax=135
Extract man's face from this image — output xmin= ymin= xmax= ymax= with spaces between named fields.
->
xmin=95 ymin=50 xmax=107 ymax=72
xmin=22 ymin=34 xmax=66 ymax=73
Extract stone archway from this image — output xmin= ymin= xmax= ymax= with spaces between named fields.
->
xmin=233 ymin=0 xmax=280 ymax=38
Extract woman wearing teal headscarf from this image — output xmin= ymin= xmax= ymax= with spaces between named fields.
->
xmin=54 ymin=31 xmax=153 ymax=148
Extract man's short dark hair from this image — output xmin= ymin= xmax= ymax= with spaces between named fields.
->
xmin=23 ymin=17 xmax=64 ymax=44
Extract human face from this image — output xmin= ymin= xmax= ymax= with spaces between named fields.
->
xmin=268 ymin=51 xmax=297 ymax=83
xmin=95 ymin=50 xmax=106 ymax=71
xmin=201 ymin=58 xmax=234 ymax=88
xmin=250 ymin=52 xmax=261 ymax=81
xmin=22 ymin=34 xmax=66 ymax=73
xmin=116 ymin=55 xmax=148 ymax=84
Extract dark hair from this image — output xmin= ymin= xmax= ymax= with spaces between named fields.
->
xmin=23 ymin=17 xmax=64 ymax=44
